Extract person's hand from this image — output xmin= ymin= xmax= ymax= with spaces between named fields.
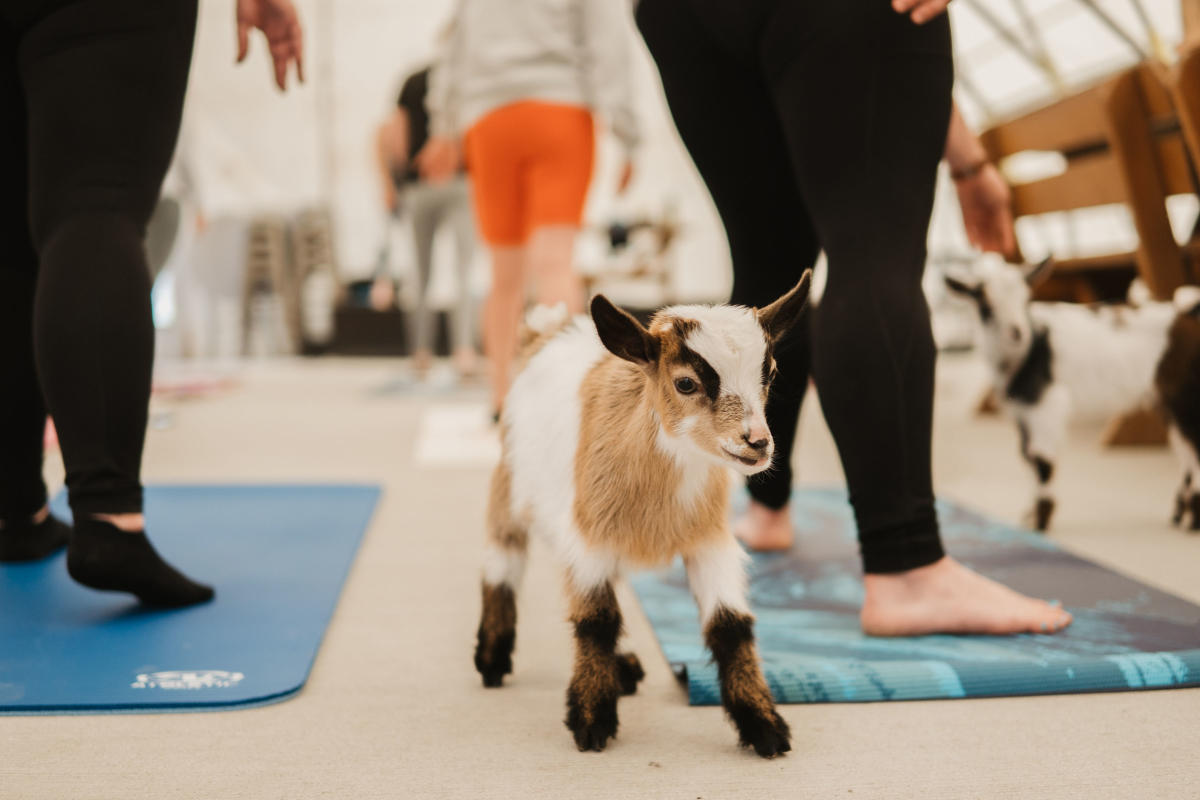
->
xmin=383 ymin=183 xmax=398 ymax=214
xmin=369 ymin=276 xmax=396 ymax=312
xmin=236 ymin=0 xmax=304 ymax=91
xmin=415 ymin=136 xmax=460 ymax=183
xmin=892 ymin=0 xmax=952 ymax=24
xmin=616 ymin=159 xmax=634 ymax=195
xmin=955 ymin=162 xmax=1017 ymax=256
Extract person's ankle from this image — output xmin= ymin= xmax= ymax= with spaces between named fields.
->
xmin=91 ymin=512 xmax=145 ymax=533
xmin=0 ymin=505 xmax=51 ymax=529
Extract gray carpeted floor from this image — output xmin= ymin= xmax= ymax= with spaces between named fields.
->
xmin=3 ymin=356 xmax=1197 ymax=799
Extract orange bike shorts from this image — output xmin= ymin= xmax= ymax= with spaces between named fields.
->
xmin=464 ymin=100 xmax=595 ymax=246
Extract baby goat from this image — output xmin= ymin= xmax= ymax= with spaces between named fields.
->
xmin=475 ymin=273 xmax=811 ymax=758
xmin=945 ymin=254 xmax=1197 ymax=531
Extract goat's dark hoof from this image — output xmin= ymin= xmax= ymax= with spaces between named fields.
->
xmin=731 ymin=706 xmax=792 ymax=759
xmin=474 ymin=631 xmax=514 ymax=688
xmin=566 ymin=689 xmax=619 ymax=752
xmin=1188 ymin=496 xmax=1200 ymax=531
xmin=616 ymin=652 xmax=645 ymax=695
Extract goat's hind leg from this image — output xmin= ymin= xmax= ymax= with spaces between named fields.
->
xmin=476 ymin=464 xmax=528 ymax=687
xmin=687 ymin=538 xmax=790 ymax=758
xmin=615 ymin=651 xmax=645 ymax=695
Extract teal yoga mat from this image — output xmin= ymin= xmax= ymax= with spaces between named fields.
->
xmin=631 ymin=489 xmax=1200 ymax=704
xmin=0 ymin=484 xmax=379 ymax=714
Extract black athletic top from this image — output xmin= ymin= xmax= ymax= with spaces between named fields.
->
xmin=394 ymin=67 xmax=430 ymax=185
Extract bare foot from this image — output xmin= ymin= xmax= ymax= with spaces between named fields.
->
xmin=453 ymin=347 xmax=479 ymax=379
xmin=92 ymin=513 xmax=146 ymax=533
xmin=413 ymin=349 xmax=434 ymax=378
xmin=861 ymin=556 xmax=1072 ymax=636
xmin=733 ymin=501 xmax=794 ymax=552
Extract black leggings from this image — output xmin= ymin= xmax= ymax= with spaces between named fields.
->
xmin=0 ymin=0 xmax=196 ymax=520
xmin=637 ymin=0 xmax=953 ymax=573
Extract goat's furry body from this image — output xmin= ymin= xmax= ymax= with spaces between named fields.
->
xmin=475 ymin=279 xmax=809 ymax=757
xmin=500 ymin=316 xmax=734 ymax=579
xmin=1020 ymin=301 xmax=1175 ymax=420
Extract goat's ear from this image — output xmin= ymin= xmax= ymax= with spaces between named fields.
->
xmin=944 ymin=275 xmax=982 ymax=297
xmin=591 ymin=294 xmax=660 ymax=366
xmin=757 ymin=269 xmax=812 ymax=343
xmin=1023 ymin=257 xmax=1054 ymax=288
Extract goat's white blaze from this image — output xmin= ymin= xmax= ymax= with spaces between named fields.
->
xmin=655 ymin=418 xmax=712 ymax=511
xmin=665 ymin=303 xmax=769 ymax=423
xmin=685 ymin=537 xmax=751 ymax=624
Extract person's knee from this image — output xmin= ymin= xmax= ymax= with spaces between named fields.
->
xmin=36 ymin=211 xmax=148 ymax=289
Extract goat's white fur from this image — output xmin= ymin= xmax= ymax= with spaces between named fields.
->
xmin=497 ymin=304 xmax=771 ymax=602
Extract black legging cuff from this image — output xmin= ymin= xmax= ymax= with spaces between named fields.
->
xmin=858 ymin=513 xmax=945 ymax=574
xmin=68 ymin=488 xmax=143 ymax=518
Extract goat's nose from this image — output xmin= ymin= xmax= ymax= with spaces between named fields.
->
xmin=743 ymin=432 xmax=770 ymax=451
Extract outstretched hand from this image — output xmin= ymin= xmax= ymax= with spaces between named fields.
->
xmin=892 ymin=0 xmax=952 ymax=24
xmin=236 ymin=0 xmax=304 ymax=91
xmin=955 ymin=163 xmax=1017 ymax=256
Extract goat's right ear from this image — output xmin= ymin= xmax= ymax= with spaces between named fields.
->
xmin=591 ymin=294 xmax=660 ymax=366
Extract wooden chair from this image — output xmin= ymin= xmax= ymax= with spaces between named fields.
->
xmin=980 ymin=62 xmax=1199 ymax=304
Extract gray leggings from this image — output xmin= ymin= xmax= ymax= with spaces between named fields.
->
xmin=406 ymin=177 xmax=476 ymax=355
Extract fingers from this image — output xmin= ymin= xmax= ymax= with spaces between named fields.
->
xmin=292 ymin=20 xmax=305 ymax=84
xmin=894 ymin=0 xmax=951 ymax=24
xmin=237 ymin=21 xmax=250 ymax=62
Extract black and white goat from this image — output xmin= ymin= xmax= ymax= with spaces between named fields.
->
xmin=946 ymin=254 xmax=1200 ymax=531
xmin=474 ymin=273 xmax=811 ymax=758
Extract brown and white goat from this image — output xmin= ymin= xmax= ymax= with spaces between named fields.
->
xmin=475 ymin=273 xmax=811 ymax=758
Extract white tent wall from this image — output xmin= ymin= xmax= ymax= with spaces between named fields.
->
xmin=183 ymin=0 xmax=730 ymax=303
xmin=179 ymin=1 xmax=1196 ymax=306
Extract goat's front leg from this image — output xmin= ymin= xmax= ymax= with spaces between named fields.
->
xmin=1168 ymin=425 xmax=1200 ymax=530
xmin=686 ymin=537 xmax=790 ymax=758
xmin=564 ymin=569 xmax=624 ymax=752
xmin=1016 ymin=386 xmax=1069 ymax=532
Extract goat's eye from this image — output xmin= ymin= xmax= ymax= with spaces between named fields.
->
xmin=674 ymin=377 xmax=698 ymax=395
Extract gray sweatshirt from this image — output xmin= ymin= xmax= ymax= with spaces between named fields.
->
xmin=427 ymin=0 xmax=641 ymax=154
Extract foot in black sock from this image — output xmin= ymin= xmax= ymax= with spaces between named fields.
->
xmin=0 ymin=514 xmax=71 ymax=562
xmin=67 ymin=519 xmax=214 ymax=608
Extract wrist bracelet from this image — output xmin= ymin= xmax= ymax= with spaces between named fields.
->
xmin=951 ymin=160 xmax=989 ymax=182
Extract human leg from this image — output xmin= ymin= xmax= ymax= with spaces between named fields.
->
xmin=408 ymin=183 xmax=438 ymax=374
xmin=764 ymin=1 xmax=1066 ymax=632
xmin=637 ymin=0 xmax=819 ymax=549
xmin=20 ymin=0 xmax=210 ymax=604
xmin=465 ymin=106 xmax=534 ymax=410
xmin=448 ymin=178 xmax=479 ymax=375
xmin=0 ymin=20 xmax=69 ymax=561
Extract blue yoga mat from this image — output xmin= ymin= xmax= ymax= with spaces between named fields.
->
xmin=631 ymin=489 xmax=1200 ymax=704
xmin=0 ymin=484 xmax=379 ymax=714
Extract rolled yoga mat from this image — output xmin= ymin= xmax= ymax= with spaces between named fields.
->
xmin=0 ymin=484 xmax=379 ymax=714
xmin=630 ymin=489 xmax=1200 ymax=704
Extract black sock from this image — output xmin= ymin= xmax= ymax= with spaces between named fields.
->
xmin=67 ymin=518 xmax=214 ymax=608
xmin=0 ymin=514 xmax=71 ymax=562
